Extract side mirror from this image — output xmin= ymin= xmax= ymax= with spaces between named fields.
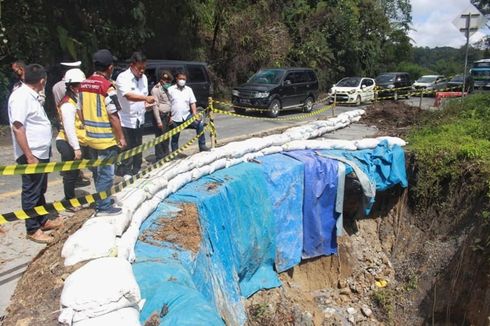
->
xmin=361 ymin=85 xmax=366 ymax=89
xmin=284 ymin=80 xmax=292 ymax=86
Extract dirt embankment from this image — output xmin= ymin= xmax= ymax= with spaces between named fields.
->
xmin=2 ymin=209 xmax=94 ymax=326
xmin=247 ymin=101 xmax=490 ymax=326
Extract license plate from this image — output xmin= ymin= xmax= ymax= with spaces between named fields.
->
xmin=240 ymin=98 xmax=251 ymax=104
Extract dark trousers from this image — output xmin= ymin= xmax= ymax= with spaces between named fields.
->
xmin=153 ymin=112 xmax=170 ymax=160
xmin=56 ymin=140 xmax=88 ymax=200
xmin=170 ymin=114 xmax=206 ymax=152
xmin=118 ymin=126 xmax=143 ymax=176
xmin=16 ymin=155 xmax=51 ymax=234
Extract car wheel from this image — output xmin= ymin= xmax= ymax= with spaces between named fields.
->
xmin=234 ymin=107 xmax=246 ymax=115
xmin=355 ymin=95 xmax=361 ymax=106
xmin=303 ymin=96 xmax=314 ymax=113
xmin=268 ymin=99 xmax=281 ymax=118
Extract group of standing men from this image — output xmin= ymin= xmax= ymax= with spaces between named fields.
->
xmin=7 ymin=49 xmax=209 ymax=244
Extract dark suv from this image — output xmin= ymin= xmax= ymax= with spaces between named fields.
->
xmin=232 ymin=68 xmax=319 ymax=118
xmin=113 ymin=60 xmax=213 ymax=129
xmin=375 ymin=72 xmax=411 ymax=100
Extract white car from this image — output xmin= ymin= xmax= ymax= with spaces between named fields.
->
xmin=330 ymin=77 xmax=376 ymax=105
xmin=412 ymin=75 xmax=447 ymax=92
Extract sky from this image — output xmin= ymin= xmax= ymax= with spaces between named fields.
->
xmin=409 ymin=0 xmax=489 ymax=48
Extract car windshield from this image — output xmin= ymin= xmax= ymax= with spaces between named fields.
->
xmin=376 ymin=74 xmax=396 ymax=83
xmin=336 ymin=77 xmax=361 ymax=87
xmin=248 ymin=69 xmax=285 ymax=84
xmin=416 ymin=76 xmax=437 ymax=83
xmin=450 ymin=76 xmax=464 ymax=82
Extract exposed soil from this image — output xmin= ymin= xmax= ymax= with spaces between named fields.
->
xmin=362 ymin=101 xmax=422 ymax=137
xmin=139 ymin=203 xmax=201 ymax=253
xmin=247 ymin=101 xmax=490 ymax=325
xmin=2 ymin=209 xmax=94 ymax=326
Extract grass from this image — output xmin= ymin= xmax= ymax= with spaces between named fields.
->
xmin=407 ymin=93 xmax=490 ymax=207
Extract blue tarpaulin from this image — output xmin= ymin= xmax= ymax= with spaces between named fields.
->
xmin=256 ymin=154 xmax=304 ymax=272
xmin=134 ymin=162 xmax=280 ymax=325
xmin=283 ymin=151 xmax=339 ymax=259
xmin=132 ymin=143 xmax=409 ymax=325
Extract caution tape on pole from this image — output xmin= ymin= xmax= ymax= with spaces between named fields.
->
xmin=0 ymin=126 xmax=209 ymax=224
xmin=0 ymin=111 xmax=204 ymax=176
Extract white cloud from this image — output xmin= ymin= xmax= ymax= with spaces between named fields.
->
xmin=409 ymin=0 xmax=488 ymax=48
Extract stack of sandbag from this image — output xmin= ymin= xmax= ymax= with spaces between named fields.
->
xmin=58 ymin=257 xmax=142 ymax=326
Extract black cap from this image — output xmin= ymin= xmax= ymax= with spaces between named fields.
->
xmin=92 ymin=49 xmax=114 ymax=67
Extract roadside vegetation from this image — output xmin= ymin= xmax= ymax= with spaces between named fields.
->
xmin=407 ymin=93 xmax=490 ymax=215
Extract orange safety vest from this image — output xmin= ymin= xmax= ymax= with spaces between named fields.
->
xmin=57 ymin=96 xmax=87 ymax=147
xmin=80 ymin=74 xmax=117 ymax=150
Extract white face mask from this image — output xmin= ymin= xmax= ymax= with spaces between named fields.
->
xmin=177 ymin=79 xmax=186 ymax=87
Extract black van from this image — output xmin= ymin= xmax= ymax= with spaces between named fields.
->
xmin=375 ymin=72 xmax=411 ymax=100
xmin=113 ymin=60 xmax=213 ymax=129
xmin=232 ymin=68 xmax=319 ymax=118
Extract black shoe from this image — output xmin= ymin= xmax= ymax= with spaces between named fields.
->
xmin=74 ymin=177 xmax=91 ymax=188
xmin=199 ymin=145 xmax=211 ymax=152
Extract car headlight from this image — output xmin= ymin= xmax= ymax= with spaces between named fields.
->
xmin=255 ymin=91 xmax=269 ymax=98
xmin=387 ymin=85 xmax=395 ymax=89
xmin=348 ymin=89 xmax=356 ymax=94
xmin=232 ymin=90 xmax=240 ymax=97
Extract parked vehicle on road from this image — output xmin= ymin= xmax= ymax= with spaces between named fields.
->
xmin=329 ymin=77 xmax=376 ymax=105
xmin=231 ymin=68 xmax=319 ymax=118
xmin=470 ymin=59 xmax=490 ymax=90
xmin=375 ymin=72 xmax=411 ymax=100
xmin=447 ymin=74 xmax=474 ymax=93
xmin=412 ymin=75 xmax=448 ymax=95
xmin=113 ymin=60 xmax=213 ymax=130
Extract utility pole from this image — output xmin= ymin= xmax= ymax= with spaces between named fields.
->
xmin=461 ymin=12 xmax=480 ymax=97
xmin=453 ymin=5 xmax=486 ymax=97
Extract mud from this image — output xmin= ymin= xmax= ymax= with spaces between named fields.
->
xmin=362 ymin=101 xmax=422 ymax=137
xmin=139 ymin=203 xmax=202 ymax=253
xmin=2 ymin=209 xmax=94 ymax=326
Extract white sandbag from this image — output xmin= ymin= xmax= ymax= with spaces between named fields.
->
xmin=167 ymin=172 xmax=193 ymax=193
xmin=350 ymin=116 xmax=361 ymax=122
xmin=377 ymin=136 xmax=407 ymax=146
xmin=62 ymin=219 xmax=117 ymax=266
xmin=210 ymin=158 xmax=227 ymax=172
xmin=119 ymin=196 xmax=161 ymax=262
xmin=92 ymin=212 xmax=131 ymax=237
xmin=58 ymin=257 xmax=141 ymax=325
xmin=355 ymin=138 xmax=380 ymax=149
xmin=330 ymin=139 xmax=357 ymax=150
xmin=73 ymin=307 xmax=140 ymax=326
xmin=304 ymin=140 xmax=335 ymax=150
xmin=282 ymin=140 xmax=307 ymax=151
xmin=265 ymin=134 xmax=292 ymax=146
xmin=191 ymin=165 xmax=212 ymax=180
xmin=260 ymin=146 xmax=283 ymax=156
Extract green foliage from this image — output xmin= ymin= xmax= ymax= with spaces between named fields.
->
xmin=407 ymin=93 xmax=490 ymax=206
xmin=411 ymin=46 xmax=485 ymax=77
xmin=395 ymin=61 xmax=433 ymax=80
xmin=371 ymin=289 xmax=395 ymax=324
xmin=0 ymin=0 xmax=414 ymax=95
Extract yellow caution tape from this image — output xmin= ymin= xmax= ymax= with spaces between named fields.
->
xmin=0 ymin=126 xmax=210 ymax=224
xmin=0 ymin=112 xmax=204 ymax=176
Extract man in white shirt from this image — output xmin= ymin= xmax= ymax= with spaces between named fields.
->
xmin=116 ymin=52 xmax=155 ymax=177
xmin=9 ymin=64 xmax=63 ymax=244
xmin=168 ymin=72 xmax=209 ymax=152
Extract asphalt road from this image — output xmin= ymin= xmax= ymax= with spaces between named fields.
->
xmin=0 ymin=97 xmax=435 ymax=215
